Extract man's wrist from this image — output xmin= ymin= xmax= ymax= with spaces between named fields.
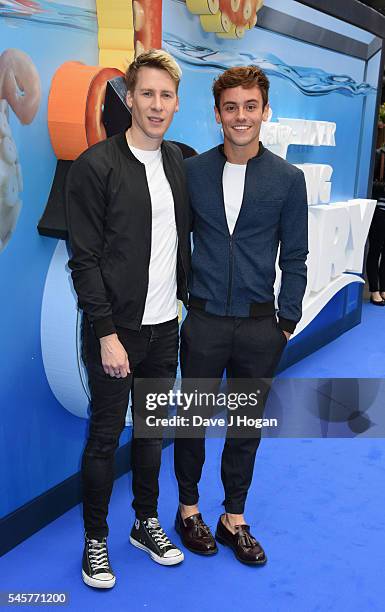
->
xmin=99 ymin=333 xmax=118 ymax=344
xmin=92 ymin=316 xmax=116 ymax=339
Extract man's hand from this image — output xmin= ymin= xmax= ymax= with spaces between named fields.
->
xmin=100 ymin=333 xmax=130 ymax=378
xmin=283 ymin=330 xmax=292 ymax=342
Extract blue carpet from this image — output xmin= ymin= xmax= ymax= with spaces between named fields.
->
xmin=1 ymin=302 xmax=384 ymax=611
xmin=281 ymin=302 xmax=385 ymax=378
xmin=1 ymin=439 xmax=384 ymax=611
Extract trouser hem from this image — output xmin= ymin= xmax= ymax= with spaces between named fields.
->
xmin=178 ymin=496 xmax=199 ymax=506
xmin=224 ymin=503 xmax=246 ymax=515
xmin=135 ymin=510 xmax=159 ymax=521
xmin=85 ymin=530 xmax=109 ymax=540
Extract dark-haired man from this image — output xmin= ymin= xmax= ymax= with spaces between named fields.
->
xmin=174 ymin=65 xmax=308 ymax=565
xmin=66 ymin=50 xmax=190 ymax=587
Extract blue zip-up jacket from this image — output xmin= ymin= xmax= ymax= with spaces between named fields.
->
xmin=185 ymin=143 xmax=308 ymax=333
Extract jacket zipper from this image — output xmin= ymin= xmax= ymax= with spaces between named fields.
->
xmin=223 ymin=159 xmax=248 ymax=316
xmin=226 ymin=235 xmax=234 ymax=315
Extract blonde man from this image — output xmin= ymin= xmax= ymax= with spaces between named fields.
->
xmin=66 ymin=50 xmax=190 ymax=588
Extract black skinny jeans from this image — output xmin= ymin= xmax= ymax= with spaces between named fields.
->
xmin=81 ymin=315 xmax=178 ymax=539
xmin=174 ymin=308 xmax=287 ymax=515
xmin=366 ymin=207 xmax=385 ymax=293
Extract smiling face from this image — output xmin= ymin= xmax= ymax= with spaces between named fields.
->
xmin=215 ymin=84 xmax=269 ymax=160
xmin=126 ymin=66 xmax=179 ymax=149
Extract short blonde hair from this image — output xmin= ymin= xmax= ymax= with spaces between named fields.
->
xmin=125 ymin=49 xmax=182 ymax=93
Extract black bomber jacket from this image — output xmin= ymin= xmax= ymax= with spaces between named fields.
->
xmin=65 ymin=132 xmax=191 ymax=338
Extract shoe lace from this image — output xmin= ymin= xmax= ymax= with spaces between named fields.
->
xmin=87 ymin=538 xmax=110 ymax=571
xmin=147 ymin=518 xmax=173 ymax=550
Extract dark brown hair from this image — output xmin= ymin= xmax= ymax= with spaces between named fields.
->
xmin=125 ymin=49 xmax=181 ymax=93
xmin=213 ymin=65 xmax=269 ymax=109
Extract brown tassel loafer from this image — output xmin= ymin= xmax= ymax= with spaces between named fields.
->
xmin=175 ymin=509 xmax=218 ymax=555
xmin=215 ymin=516 xmax=267 ymax=565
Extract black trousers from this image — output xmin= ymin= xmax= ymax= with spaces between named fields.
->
xmin=81 ymin=315 xmax=178 ymax=539
xmin=174 ymin=308 xmax=287 ymax=515
xmin=366 ymin=207 xmax=385 ymax=292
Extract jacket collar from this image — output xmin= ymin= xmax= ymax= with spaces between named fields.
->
xmin=217 ymin=141 xmax=265 ymax=162
xmin=116 ymin=131 xmax=170 ymax=163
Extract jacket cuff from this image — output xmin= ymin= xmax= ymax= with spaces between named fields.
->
xmin=278 ymin=317 xmax=297 ymax=334
xmin=92 ymin=316 xmax=117 ymax=339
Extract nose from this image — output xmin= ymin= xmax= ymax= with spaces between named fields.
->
xmin=151 ymin=94 xmax=163 ymax=112
xmin=236 ymin=106 xmax=246 ymax=121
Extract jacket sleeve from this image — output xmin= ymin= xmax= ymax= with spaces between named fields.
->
xmin=65 ymin=155 xmax=116 ymax=338
xmin=277 ymin=170 xmax=308 ymax=334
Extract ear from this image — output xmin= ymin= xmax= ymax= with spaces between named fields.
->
xmin=214 ymin=104 xmax=221 ymax=125
xmin=262 ymin=102 xmax=270 ymax=122
xmin=175 ymin=95 xmax=179 ymax=113
xmin=126 ymin=90 xmax=133 ymax=110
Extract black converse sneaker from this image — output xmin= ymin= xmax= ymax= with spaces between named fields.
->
xmin=130 ymin=518 xmax=184 ymax=566
xmin=82 ymin=535 xmax=116 ymax=589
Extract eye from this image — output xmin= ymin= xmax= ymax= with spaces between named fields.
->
xmin=246 ymin=104 xmax=257 ymax=111
xmin=142 ymin=91 xmax=152 ymax=97
xmin=225 ymin=105 xmax=236 ymax=112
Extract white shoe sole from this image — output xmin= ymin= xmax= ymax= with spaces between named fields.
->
xmin=82 ymin=569 xmax=116 ymax=589
xmin=129 ymin=536 xmax=184 ymax=566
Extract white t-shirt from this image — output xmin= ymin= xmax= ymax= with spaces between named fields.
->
xmin=223 ymin=162 xmax=247 ymax=234
xmin=130 ymin=145 xmax=178 ymax=325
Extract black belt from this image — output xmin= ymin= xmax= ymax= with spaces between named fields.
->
xmin=188 ymin=296 xmax=276 ymax=317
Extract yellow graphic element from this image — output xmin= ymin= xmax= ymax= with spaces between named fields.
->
xmin=96 ymin=0 xmax=135 ymax=72
xmin=217 ymin=23 xmax=245 ymax=38
xmin=95 ymin=1 xmax=163 ymax=67
xmin=186 ymin=0 xmax=263 ymax=39
xmin=200 ymin=11 xmax=231 ymax=33
xmin=186 ymin=0 xmax=219 ymax=14
xmin=98 ymin=28 xmax=135 ymax=50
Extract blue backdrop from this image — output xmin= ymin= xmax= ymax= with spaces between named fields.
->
xmin=0 ymin=0 xmax=381 ymax=521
